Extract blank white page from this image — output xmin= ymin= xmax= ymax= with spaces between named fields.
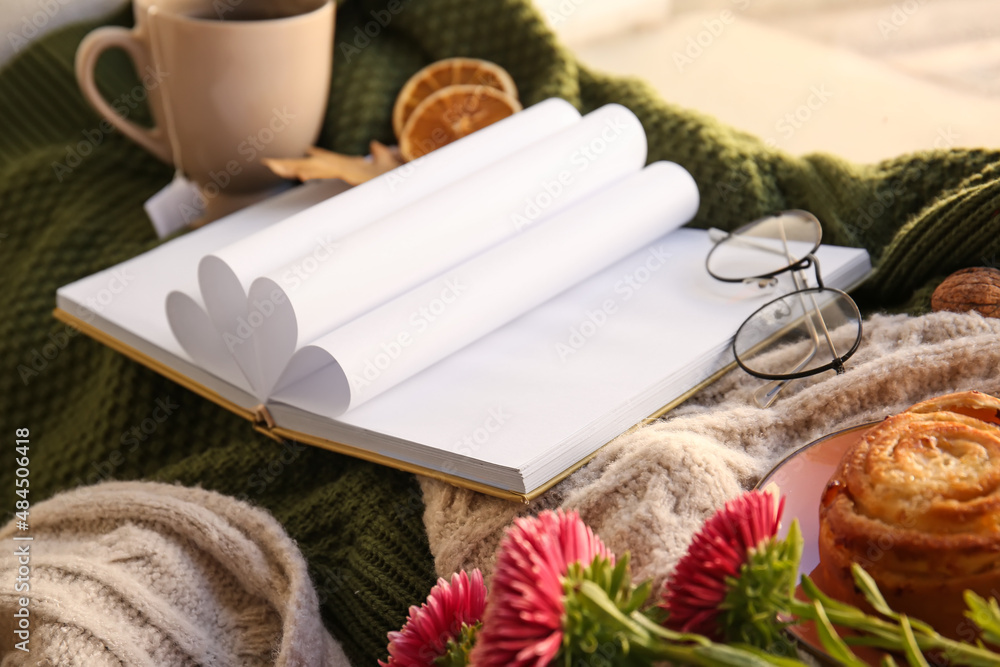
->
xmin=278 ymin=228 xmax=869 ymax=491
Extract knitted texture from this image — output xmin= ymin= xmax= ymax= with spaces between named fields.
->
xmin=0 ymin=1 xmax=998 ymax=664
xmin=420 ymin=311 xmax=1000 ymax=588
xmin=0 ymin=481 xmax=350 ymax=666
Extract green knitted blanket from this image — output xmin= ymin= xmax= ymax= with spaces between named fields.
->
xmin=1 ymin=1 xmax=998 ymax=664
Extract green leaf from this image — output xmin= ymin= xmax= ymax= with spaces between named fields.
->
xmin=851 ymin=564 xmax=893 ymax=616
xmin=798 ymin=575 xmax=862 ymax=615
xmin=693 ymin=642 xmax=805 ymax=666
xmin=965 ymin=591 xmax=1000 ymax=648
xmin=850 ymin=565 xmax=936 ymax=636
xmin=730 ymin=643 xmax=806 ymax=666
xmin=610 ymin=552 xmax=629 ymax=598
xmin=810 ymin=600 xmax=868 ymax=667
xmin=898 ymin=615 xmax=930 ymax=667
xmin=642 ymin=603 xmax=669 ymax=626
xmin=719 ymin=530 xmax=801 ymax=652
xmin=625 ymin=580 xmax=653 ymax=615
xmin=629 ymin=610 xmax=711 ymax=646
xmin=783 ymin=520 xmax=805 ymax=594
xmin=575 ymin=579 xmax=649 ymax=639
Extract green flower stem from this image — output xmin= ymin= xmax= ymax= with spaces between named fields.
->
xmin=790 ymin=576 xmax=1000 ymax=667
xmin=563 ymin=517 xmax=1000 ymax=667
xmin=574 ymin=580 xmax=808 ymax=666
xmin=805 ymin=598 xmax=868 ymax=667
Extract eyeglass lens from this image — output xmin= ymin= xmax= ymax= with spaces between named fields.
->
xmin=706 ymin=210 xmax=864 ymax=407
xmin=734 ymin=287 xmax=862 ymax=379
xmin=706 ymin=210 xmax=822 ymax=282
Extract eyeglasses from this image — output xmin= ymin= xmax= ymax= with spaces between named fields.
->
xmin=706 ymin=210 xmax=862 ymax=408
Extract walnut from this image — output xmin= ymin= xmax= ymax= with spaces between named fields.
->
xmin=931 ymin=267 xmax=1000 ymax=318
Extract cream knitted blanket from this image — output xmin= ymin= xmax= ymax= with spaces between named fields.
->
xmin=0 ymin=481 xmax=349 ymax=667
xmin=420 ymin=311 xmax=1000 ymax=590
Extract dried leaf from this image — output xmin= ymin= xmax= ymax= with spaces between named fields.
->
xmin=262 ymin=141 xmax=403 ymax=185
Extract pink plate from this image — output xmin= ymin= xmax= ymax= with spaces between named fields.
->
xmin=756 ymin=422 xmax=876 ymax=576
xmin=756 ymin=422 xmax=879 ymax=664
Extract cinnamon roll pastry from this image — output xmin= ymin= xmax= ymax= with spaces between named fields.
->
xmin=817 ymin=391 xmax=1000 ymax=637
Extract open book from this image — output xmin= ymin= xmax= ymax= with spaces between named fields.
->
xmin=55 ymin=99 xmax=872 ymax=501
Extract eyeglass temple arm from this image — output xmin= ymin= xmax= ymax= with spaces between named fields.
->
xmin=753 ymin=357 xmax=816 ymax=408
xmin=779 ymin=229 xmax=830 ymax=359
xmin=708 ymin=227 xmax=808 ymax=259
xmin=800 ymin=257 xmax=841 ymax=363
xmin=753 ymin=249 xmax=837 ymax=408
xmin=714 ymin=223 xmax=844 ymax=408
xmin=753 ymin=288 xmax=846 ymax=408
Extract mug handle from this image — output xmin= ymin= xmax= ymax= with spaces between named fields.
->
xmin=74 ymin=27 xmax=174 ymax=165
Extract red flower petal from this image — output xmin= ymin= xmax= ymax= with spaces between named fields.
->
xmin=470 ymin=509 xmax=612 ymax=667
xmin=379 ymin=569 xmax=487 ymax=667
xmin=661 ymin=490 xmax=784 ymax=638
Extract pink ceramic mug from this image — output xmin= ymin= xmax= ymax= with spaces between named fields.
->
xmin=75 ymin=0 xmax=334 ymax=201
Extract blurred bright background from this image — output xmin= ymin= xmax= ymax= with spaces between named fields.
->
xmin=537 ymin=0 xmax=1000 ymax=161
xmin=3 ymin=0 xmax=998 ymax=162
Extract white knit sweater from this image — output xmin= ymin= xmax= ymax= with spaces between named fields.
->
xmin=420 ymin=311 xmax=1000 ymax=591
xmin=0 ymin=481 xmax=349 ymax=666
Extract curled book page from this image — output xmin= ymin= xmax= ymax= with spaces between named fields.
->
xmin=165 ymin=101 xmax=681 ymax=414
xmin=246 ymin=103 xmax=648 ymax=397
xmin=166 ymin=98 xmax=581 ymax=399
xmin=268 ymin=161 xmax=700 ymax=417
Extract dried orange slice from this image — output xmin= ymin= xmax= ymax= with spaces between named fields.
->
xmin=398 ymin=85 xmax=522 ymax=162
xmin=392 ymin=57 xmax=519 ymax=140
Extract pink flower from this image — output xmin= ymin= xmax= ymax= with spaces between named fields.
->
xmin=661 ymin=489 xmax=784 ymax=638
xmin=379 ymin=569 xmax=487 ymax=667
xmin=470 ymin=509 xmax=613 ymax=667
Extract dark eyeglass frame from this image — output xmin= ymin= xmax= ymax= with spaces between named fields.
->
xmin=705 ymin=210 xmax=863 ymax=403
